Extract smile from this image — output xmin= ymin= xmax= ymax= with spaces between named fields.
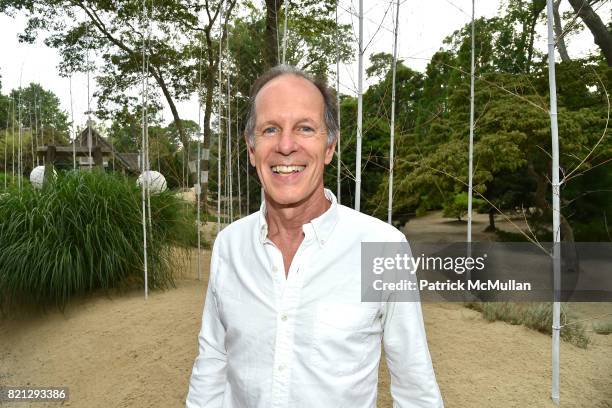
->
xmin=271 ymin=165 xmax=306 ymax=174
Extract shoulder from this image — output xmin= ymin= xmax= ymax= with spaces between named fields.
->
xmin=336 ymin=204 xmax=406 ymax=242
xmin=212 ymin=211 xmax=260 ymax=252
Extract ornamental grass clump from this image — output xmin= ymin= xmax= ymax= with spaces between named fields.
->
xmin=464 ymin=301 xmax=591 ymax=348
xmin=0 ymin=170 xmax=194 ymax=312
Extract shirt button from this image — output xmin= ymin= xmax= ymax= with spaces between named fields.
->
xmin=320 ymin=239 xmax=325 ymax=245
xmin=281 ymin=314 xmax=288 ymax=321
xmin=278 ymin=365 xmax=285 ymax=372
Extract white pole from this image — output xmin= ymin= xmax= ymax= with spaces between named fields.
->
xmin=388 ymin=0 xmax=400 ymax=225
xmin=355 ymin=0 xmax=363 ymax=211
xmin=227 ymin=37 xmax=233 ymax=223
xmin=86 ymin=25 xmax=92 ymax=170
xmin=281 ymin=0 xmax=290 ymax=64
xmin=17 ymin=68 xmax=23 ymax=191
xmin=546 ymin=0 xmax=561 ymax=404
xmin=217 ymin=0 xmax=226 ymax=235
xmin=11 ymin=98 xmax=15 ymax=181
xmin=467 ymin=0 xmax=476 ymax=243
xmin=236 ymin=95 xmax=242 ymax=219
xmin=69 ymin=76 xmax=76 ymax=170
xmin=335 ymin=2 xmax=341 ymax=204
xmin=144 ymin=11 xmax=152 ymax=230
xmin=197 ymin=38 xmax=204 ymax=282
xmin=140 ymin=0 xmax=149 ymax=300
xmin=246 ymin=147 xmax=250 ymax=215
xmin=3 ymin=100 xmax=9 ymax=189
xmin=197 ymin=134 xmax=202 ymax=280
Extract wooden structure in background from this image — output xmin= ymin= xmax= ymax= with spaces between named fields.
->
xmin=36 ymin=123 xmax=140 ymax=184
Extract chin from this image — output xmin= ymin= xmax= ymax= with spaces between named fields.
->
xmin=265 ymin=185 xmax=312 ymax=207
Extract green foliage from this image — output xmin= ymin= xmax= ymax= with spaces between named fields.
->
xmin=442 ymin=192 xmax=485 ymax=221
xmin=593 ymin=322 xmax=612 ymax=335
xmin=0 ymin=170 xmax=195 ymax=312
xmin=465 ymin=302 xmax=591 ymax=348
xmin=0 ymin=171 xmax=18 ymax=188
xmin=7 ymin=83 xmax=70 ymax=138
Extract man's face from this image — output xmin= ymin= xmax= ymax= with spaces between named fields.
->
xmin=248 ymin=75 xmax=336 ymax=206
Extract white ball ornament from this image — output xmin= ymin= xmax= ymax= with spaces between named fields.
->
xmin=137 ymin=170 xmax=167 ymax=193
xmin=30 ymin=165 xmax=57 ymax=189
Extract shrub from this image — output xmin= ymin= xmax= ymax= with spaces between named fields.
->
xmin=0 ymin=170 xmax=195 ymax=312
xmin=464 ymin=302 xmax=590 ymax=348
xmin=593 ymin=322 xmax=612 ymax=335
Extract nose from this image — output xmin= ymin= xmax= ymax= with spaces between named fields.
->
xmin=276 ymin=127 xmax=298 ymax=155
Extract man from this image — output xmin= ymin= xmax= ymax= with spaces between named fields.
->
xmin=187 ymin=65 xmax=443 ymax=407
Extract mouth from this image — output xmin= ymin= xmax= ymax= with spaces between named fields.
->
xmin=271 ymin=165 xmax=306 ymax=175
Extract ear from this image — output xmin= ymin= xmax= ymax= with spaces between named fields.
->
xmin=245 ymin=133 xmax=256 ymax=167
xmin=324 ymin=137 xmax=337 ymax=165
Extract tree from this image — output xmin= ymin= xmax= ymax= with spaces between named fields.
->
xmin=567 ymin=0 xmax=612 ymax=66
xmin=2 ymin=0 xmax=212 ymax=148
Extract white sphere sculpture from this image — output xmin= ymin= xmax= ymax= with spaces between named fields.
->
xmin=137 ymin=170 xmax=167 ymax=193
xmin=29 ymin=165 xmax=56 ymax=189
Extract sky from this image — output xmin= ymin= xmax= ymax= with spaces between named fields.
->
xmin=0 ymin=0 xmax=604 ymax=132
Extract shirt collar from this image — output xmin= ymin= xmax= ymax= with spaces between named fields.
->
xmin=258 ymin=188 xmax=339 ymax=247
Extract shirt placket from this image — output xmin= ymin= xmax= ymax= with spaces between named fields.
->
xmin=268 ymin=234 xmax=312 ymax=408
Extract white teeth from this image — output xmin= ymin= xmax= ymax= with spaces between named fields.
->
xmin=271 ymin=165 xmax=306 ymax=174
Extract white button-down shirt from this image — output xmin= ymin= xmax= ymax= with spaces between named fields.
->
xmin=187 ymin=189 xmax=443 ymax=407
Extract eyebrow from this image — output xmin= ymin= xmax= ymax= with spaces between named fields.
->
xmin=258 ymin=117 xmax=318 ymax=126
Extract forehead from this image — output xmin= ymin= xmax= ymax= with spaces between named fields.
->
xmin=255 ymin=74 xmax=325 ymax=120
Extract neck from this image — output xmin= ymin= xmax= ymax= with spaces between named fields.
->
xmin=265 ymin=186 xmax=331 ymax=238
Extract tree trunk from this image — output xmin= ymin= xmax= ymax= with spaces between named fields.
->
xmin=200 ymin=69 xmax=215 ymax=220
xmin=76 ymin=3 xmax=189 ymax=152
xmin=528 ymin=163 xmax=548 ymax=216
xmin=264 ymin=0 xmax=282 ymax=69
xmin=553 ymin=0 xmax=571 ymax=62
xmin=486 ymin=207 xmax=496 ymax=232
xmin=567 ymin=0 xmax=612 ymax=66
xmin=526 ymin=1 xmax=547 ymax=73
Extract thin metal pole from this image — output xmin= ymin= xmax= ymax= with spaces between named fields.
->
xmin=336 ymin=2 xmax=341 ymax=204
xmin=69 ymin=76 xmax=76 ymax=170
xmin=546 ymin=0 xmax=561 ymax=404
xmin=227 ymin=35 xmax=233 ymax=223
xmin=29 ymin=103 xmax=35 ymax=171
xmin=281 ymin=0 xmax=290 ymax=64
xmin=3 ymin=99 xmax=9 ymax=189
xmin=236 ymin=94 xmax=242 ymax=218
xmin=17 ymin=72 xmax=23 ymax=191
xmin=388 ymin=0 xmax=400 ymax=225
xmin=11 ymin=96 xmax=15 ymax=181
xmin=196 ymin=29 xmax=204 ymax=281
xmin=197 ymin=134 xmax=202 ymax=280
xmin=37 ymin=97 xmax=43 ymax=166
xmin=354 ymin=0 xmax=363 ymax=211
xmin=246 ymin=146 xmax=250 ymax=215
xmin=34 ymin=92 xmax=40 ymax=166
xmin=140 ymin=0 xmax=149 ymax=300
xmin=467 ymin=0 xmax=476 ymax=242
xmin=86 ymin=25 xmax=92 ymax=170
xmin=144 ymin=3 xmax=152 ymax=231
xmin=217 ymin=0 xmax=226 ymax=235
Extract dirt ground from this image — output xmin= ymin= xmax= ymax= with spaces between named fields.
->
xmin=1 ymin=212 xmax=611 ymax=407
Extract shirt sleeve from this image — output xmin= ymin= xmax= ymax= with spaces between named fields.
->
xmin=186 ymin=233 xmax=227 ymax=407
xmin=382 ymin=235 xmax=444 ymax=408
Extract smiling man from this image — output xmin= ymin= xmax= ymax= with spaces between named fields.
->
xmin=186 ymin=65 xmax=443 ymax=407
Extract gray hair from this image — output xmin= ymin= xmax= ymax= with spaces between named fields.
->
xmin=244 ymin=65 xmax=339 ymax=148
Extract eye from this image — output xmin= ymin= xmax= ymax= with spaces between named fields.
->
xmin=262 ymin=126 xmax=278 ymax=135
xmin=297 ymin=126 xmax=315 ymax=134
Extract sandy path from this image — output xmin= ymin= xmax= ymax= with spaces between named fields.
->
xmin=1 ymin=250 xmax=611 ymax=408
